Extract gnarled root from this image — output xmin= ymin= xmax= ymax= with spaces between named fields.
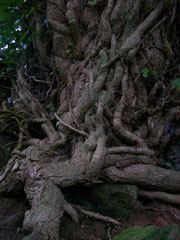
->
xmin=23 ymin=180 xmax=64 ymax=240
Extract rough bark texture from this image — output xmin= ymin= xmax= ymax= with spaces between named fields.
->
xmin=0 ymin=0 xmax=180 ymax=239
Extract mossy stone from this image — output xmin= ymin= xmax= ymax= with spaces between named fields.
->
xmin=64 ymin=183 xmax=138 ymax=219
xmin=112 ymin=226 xmax=157 ymax=240
xmin=112 ymin=225 xmax=180 ymax=240
xmin=88 ymin=184 xmax=138 ymax=219
xmin=143 ymin=224 xmax=180 ymax=240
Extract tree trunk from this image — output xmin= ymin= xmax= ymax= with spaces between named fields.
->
xmin=0 ymin=0 xmax=180 ymax=239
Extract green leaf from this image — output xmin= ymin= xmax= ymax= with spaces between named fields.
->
xmin=66 ymin=49 xmax=71 ymax=54
xmin=53 ymin=34 xmax=60 ymax=39
xmin=56 ymin=121 xmax=61 ymax=127
xmin=68 ymin=19 xmax=75 ymax=24
xmin=141 ymin=68 xmax=150 ymax=78
xmin=42 ymin=19 xmax=49 ymax=26
xmin=50 ymin=109 xmax=56 ymax=113
xmin=51 ymin=116 xmax=55 ymax=120
xmin=171 ymin=78 xmax=180 ymax=88
xmin=88 ymin=0 xmax=97 ymax=6
xmin=68 ymin=42 xmax=74 ymax=46
xmin=151 ymin=71 xmax=158 ymax=78
xmin=29 ymin=7 xmax=35 ymax=15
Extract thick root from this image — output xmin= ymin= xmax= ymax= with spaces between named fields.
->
xmin=138 ymin=190 xmax=180 ymax=206
xmin=23 ymin=180 xmax=64 ymax=240
xmin=103 ymin=164 xmax=180 ymax=193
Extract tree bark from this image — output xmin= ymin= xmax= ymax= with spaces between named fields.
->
xmin=0 ymin=0 xmax=180 ymax=239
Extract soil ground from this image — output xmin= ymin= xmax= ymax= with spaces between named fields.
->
xmin=0 ymin=197 xmax=180 ymax=240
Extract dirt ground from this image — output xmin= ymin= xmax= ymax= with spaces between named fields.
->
xmin=0 ymin=196 xmax=180 ymax=240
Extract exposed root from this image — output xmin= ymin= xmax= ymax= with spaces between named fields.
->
xmin=138 ymin=190 xmax=180 ymax=206
xmin=107 ymin=146 xmax=155 ymax=156
xmin=0 ymin=1 xmax=179 ymax=240
xmin=74 ymin=205 xmax=120 ymax=225
xmin=23 ymin=180 xmax=64 ymax=240
xmin=64 ymin=201 xmax=79 ymax=223
xmin=54 ymin=113 xmax=89 ymax=137
xmin=102 ymin=164 xmax=180 ymax=193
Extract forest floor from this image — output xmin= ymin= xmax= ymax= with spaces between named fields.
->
xmin=0 ymin=196 xmax=180 ymax=240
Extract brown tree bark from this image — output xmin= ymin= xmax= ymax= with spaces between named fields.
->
xmin=0 ymin=0 xmax=180 ymax=239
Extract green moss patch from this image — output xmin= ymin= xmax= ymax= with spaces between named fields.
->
xmin=112 ymin=225 xmax=180 ymax=240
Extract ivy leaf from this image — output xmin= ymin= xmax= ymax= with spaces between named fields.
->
xmin=151 ymin=71 xmax=158 ymax=78
xmin=171 ymin=78 xmax=180 ymax=88
xmin=56 ymin=121 xmax=61 ymax=127
xmin=68 ymin=19 xmax=75 ymax=24
xmin=53 ymin=34 xmax=60 ymax=39
xmin=141 ymin=68 xmax=150 ymax=78
xmin=88 ymin=0 xmax=97 ymax=6
xmin=66 ymin=49 xmax=71 ymax=54
xmin=42 ymin=19 xmax=49 ymax=26
xmin=68 ymin=42 xmax=74 ymax=46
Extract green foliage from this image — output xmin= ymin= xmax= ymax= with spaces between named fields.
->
xmin=66 ymin=49 xmax=71 ymax=54
xmin=42 ymin=19 xmax=49 ymax=26
xmin=112 ymin=225 xmax=180 ymax=240
xmin=143 ymin=224 xmax=180 ymax=240
xmin=88 ymin=0 xmax=97 ymax=6
xmin=171 ymin=77 xmax=180 ymax=88
xmin=141 ymin=68 xmax=158 ymax=78
xmin=0 ymin=0 xmax=35 ymax=69
xmin=87 ymin=184 xmax=137 ymax=219
xmin=56 ymin=121 xmax=61 ymax=127
xmin=68 ymin=42 xmax=74 ymax=46
xmin=68 ymin=19 xmax=75 ymax=25
xmin=141 ymin=68 xmax=150 ymax=78
xmin=53 ymin=34 xmax=60 ymax=40
xmin=112 ymin=226 xmax=157 ymax=240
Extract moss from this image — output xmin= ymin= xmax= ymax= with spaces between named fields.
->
xmin=89 ymin=184 xmax=138 ymax=219
xmin=64 ymin=183 xmax=138 ymax=220
xmin=143 ymin=224 xmax=180 ymax=240
xmin=112 ymin=226 xmax=157 ymax=240
xmin=112 ymin=225 xmax=180 ymax=240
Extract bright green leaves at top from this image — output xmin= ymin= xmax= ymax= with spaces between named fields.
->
xmin=0 ymin=0 xmax=27 ymax=23
xmin=0 ymin=0 xmax=35 ymax=51
xmin=88 ymin=0 xmax=97 ymax=6
xmin=171 ymin=78 xmax=180 ymax=89
xmin=0 ymin=0 xmax=35 ymax=75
